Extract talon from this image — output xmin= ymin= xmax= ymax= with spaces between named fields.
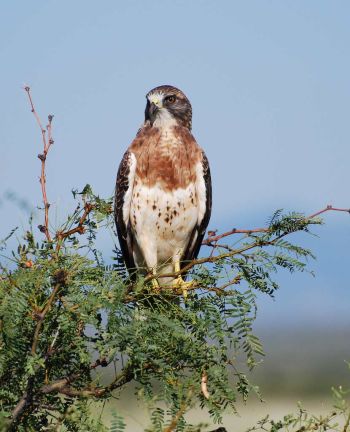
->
xmin=151 ymin=278 xmax=160 ymax=290
xmin=174 ymin=276 xmax=194 ymax=298
xmin=173 ymin=258 xmax=194 ymax=298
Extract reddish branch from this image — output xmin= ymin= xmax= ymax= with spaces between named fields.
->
xmin=56 ymin=203 xmax=94 ymax=241
xmin=24 ymin=86 xmax=54 ymax=242
xmin=54 ymin=203 xmax=94 ymax=255
xmin=126 ymin=204 xmax=350 ymax=301
xmin=24 ymin=88 xmax=96 ymax=252
xmin=202 ymin=205 xmax=350 ymax=246
xmin=307 ymin=204 xmax=350 ymax=219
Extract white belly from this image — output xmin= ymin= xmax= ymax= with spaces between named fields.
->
xmin=130 ymin=182 xmax=198 ymax=270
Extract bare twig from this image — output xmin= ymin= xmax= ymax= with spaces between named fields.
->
xmin=307 ymin=204 xmax=350 ymax=219
xmin=56 ymin=203 xmax=94 ymax=241
xmin=24 ymin=86 xmax=54 ymax=242
xmin=122 ymin=204 xmax=349 ymax=302
xmin=203 ymin=226 xmax=268 ymax=245
xmin=54 ymin=203 xmax=94 ymax=255
xmin=202 ymin=204 xmax=350 ymax=246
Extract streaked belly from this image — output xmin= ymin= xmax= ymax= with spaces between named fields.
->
xmin=130 ymin=181 xmax=198 ymax=262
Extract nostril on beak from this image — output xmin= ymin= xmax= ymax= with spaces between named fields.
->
xmin=149 ymin=102 xmax=159 ymax=117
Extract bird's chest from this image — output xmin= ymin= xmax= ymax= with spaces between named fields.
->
xmin=130 ymin=181 xmax=198 ymax=248
xmin=134 ymin=128 xmax=196 ymax=191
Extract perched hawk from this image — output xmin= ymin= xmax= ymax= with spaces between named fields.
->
xmin=114 ymin=85 xmax=212 ymax=290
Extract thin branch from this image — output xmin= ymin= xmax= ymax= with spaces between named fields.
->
xmin=143 ymin=241 xmax=270 ymax=283
xmin=120 ymin=204 xmax=350 ymax=303
xmin=36 ymin=363 xmax=136 ymax=401
xmin=202 ymin=204 xmax=350 ymax=246
xmin=56 ymin=203 xmax=94 ymax=241
xmin=24 ymin=86 xmax=54 ymax=242
xmin=307 ymin=204 xmax=350 ymax=219
xmin=24 ymin=87 xmax=47 ymax=144
xmin=121 ymin=240 xmax=276 ymax=301
xmin=31 ymin=282 xmax=62 ymax=355
xmin=203 ymin=227 xmax=268 ymax=245
xmin=40 ymin=374 xmax=78 ymax=395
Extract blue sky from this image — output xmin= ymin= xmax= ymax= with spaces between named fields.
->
xmin=0 ymin=0 xmax=349 ymax=329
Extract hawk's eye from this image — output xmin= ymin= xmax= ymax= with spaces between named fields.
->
xmin=165 ymin=95 xmax=176 ymax=104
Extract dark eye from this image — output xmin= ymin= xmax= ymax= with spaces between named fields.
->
xmin=165 ymin=95 xmax=176 ymax=104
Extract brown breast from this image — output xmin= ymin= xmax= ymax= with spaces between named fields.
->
xmin=129 ymin=125 xmax=202 ymax=192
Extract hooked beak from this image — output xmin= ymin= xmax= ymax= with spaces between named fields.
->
xmin=147 ymin=101 xmax=161 ymax=124
xmin=149 ymin=102 xmax=159 ymax=118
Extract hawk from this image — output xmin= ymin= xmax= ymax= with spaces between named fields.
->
xmin=114 ymin=85 xmax=212 ymax=292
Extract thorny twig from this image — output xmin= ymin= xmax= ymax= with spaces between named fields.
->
xmin=55 ymin=203 xmax=95 ymax=255
xmin=24 ymin=86 xmax=54 ymax=242
xmin=202 ymin=205 xmax=350 ymax=246
xmin=56 ymin=203 xmax=94 ymax=241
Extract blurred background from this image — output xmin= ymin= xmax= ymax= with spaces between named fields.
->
xmin=1 ymin=1 xmax=349 ymax=429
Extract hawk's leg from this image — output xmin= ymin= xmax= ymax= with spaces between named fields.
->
xmin=138 ymin=237 xmax=159 ymax=290
xmin=151 ymin=268 xmax=160 ymax=290
xmin=173 ymin=260 xmax=195 ymax=298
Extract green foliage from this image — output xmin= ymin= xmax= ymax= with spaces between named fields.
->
xmin=247 ymin=382 xmax=350 ymax=432
xmin=109 ymin=411 xmax=126 ymax=432
xmin=0 ymin=187 xmax=327 ymax=431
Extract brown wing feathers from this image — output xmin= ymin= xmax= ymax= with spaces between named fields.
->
xmin=182 ymin=151 xmax=212 ymax=268
xmin=114 ymin=151 xmax=136 ymax=275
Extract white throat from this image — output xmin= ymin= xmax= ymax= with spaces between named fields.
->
xmin=153 ymin=109 xmax=177 ymax=128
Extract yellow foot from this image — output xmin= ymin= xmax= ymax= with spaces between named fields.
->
xmin=173 ymin=259 xmax=195 ymax=298
xmin=151 ymin=278 xmax=160 ymax=291
xmin=173 ymin=276 xmax=195 ymax=299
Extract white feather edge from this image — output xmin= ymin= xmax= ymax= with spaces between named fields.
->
xmin=185 ymin=160 xmax=207 ymax=256
xmin=195 ymin=160 xmax=207 ymax=227
xmin=122 ymin=152 xmax=137 ymax=227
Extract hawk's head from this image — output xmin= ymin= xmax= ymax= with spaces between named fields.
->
xmin=145 ymin=85 xmax=192 ymax=130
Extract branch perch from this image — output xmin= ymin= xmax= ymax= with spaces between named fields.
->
xmin=24 ymin=86 xmax=54 ymax=242
xmin=202 ymin=204 xmax=350 ymax=246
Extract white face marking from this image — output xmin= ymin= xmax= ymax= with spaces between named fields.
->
xmin=148 ymin=92 xmax=163 ymax=107
xmin=147 ymin=92 xmax=177 ymax=128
